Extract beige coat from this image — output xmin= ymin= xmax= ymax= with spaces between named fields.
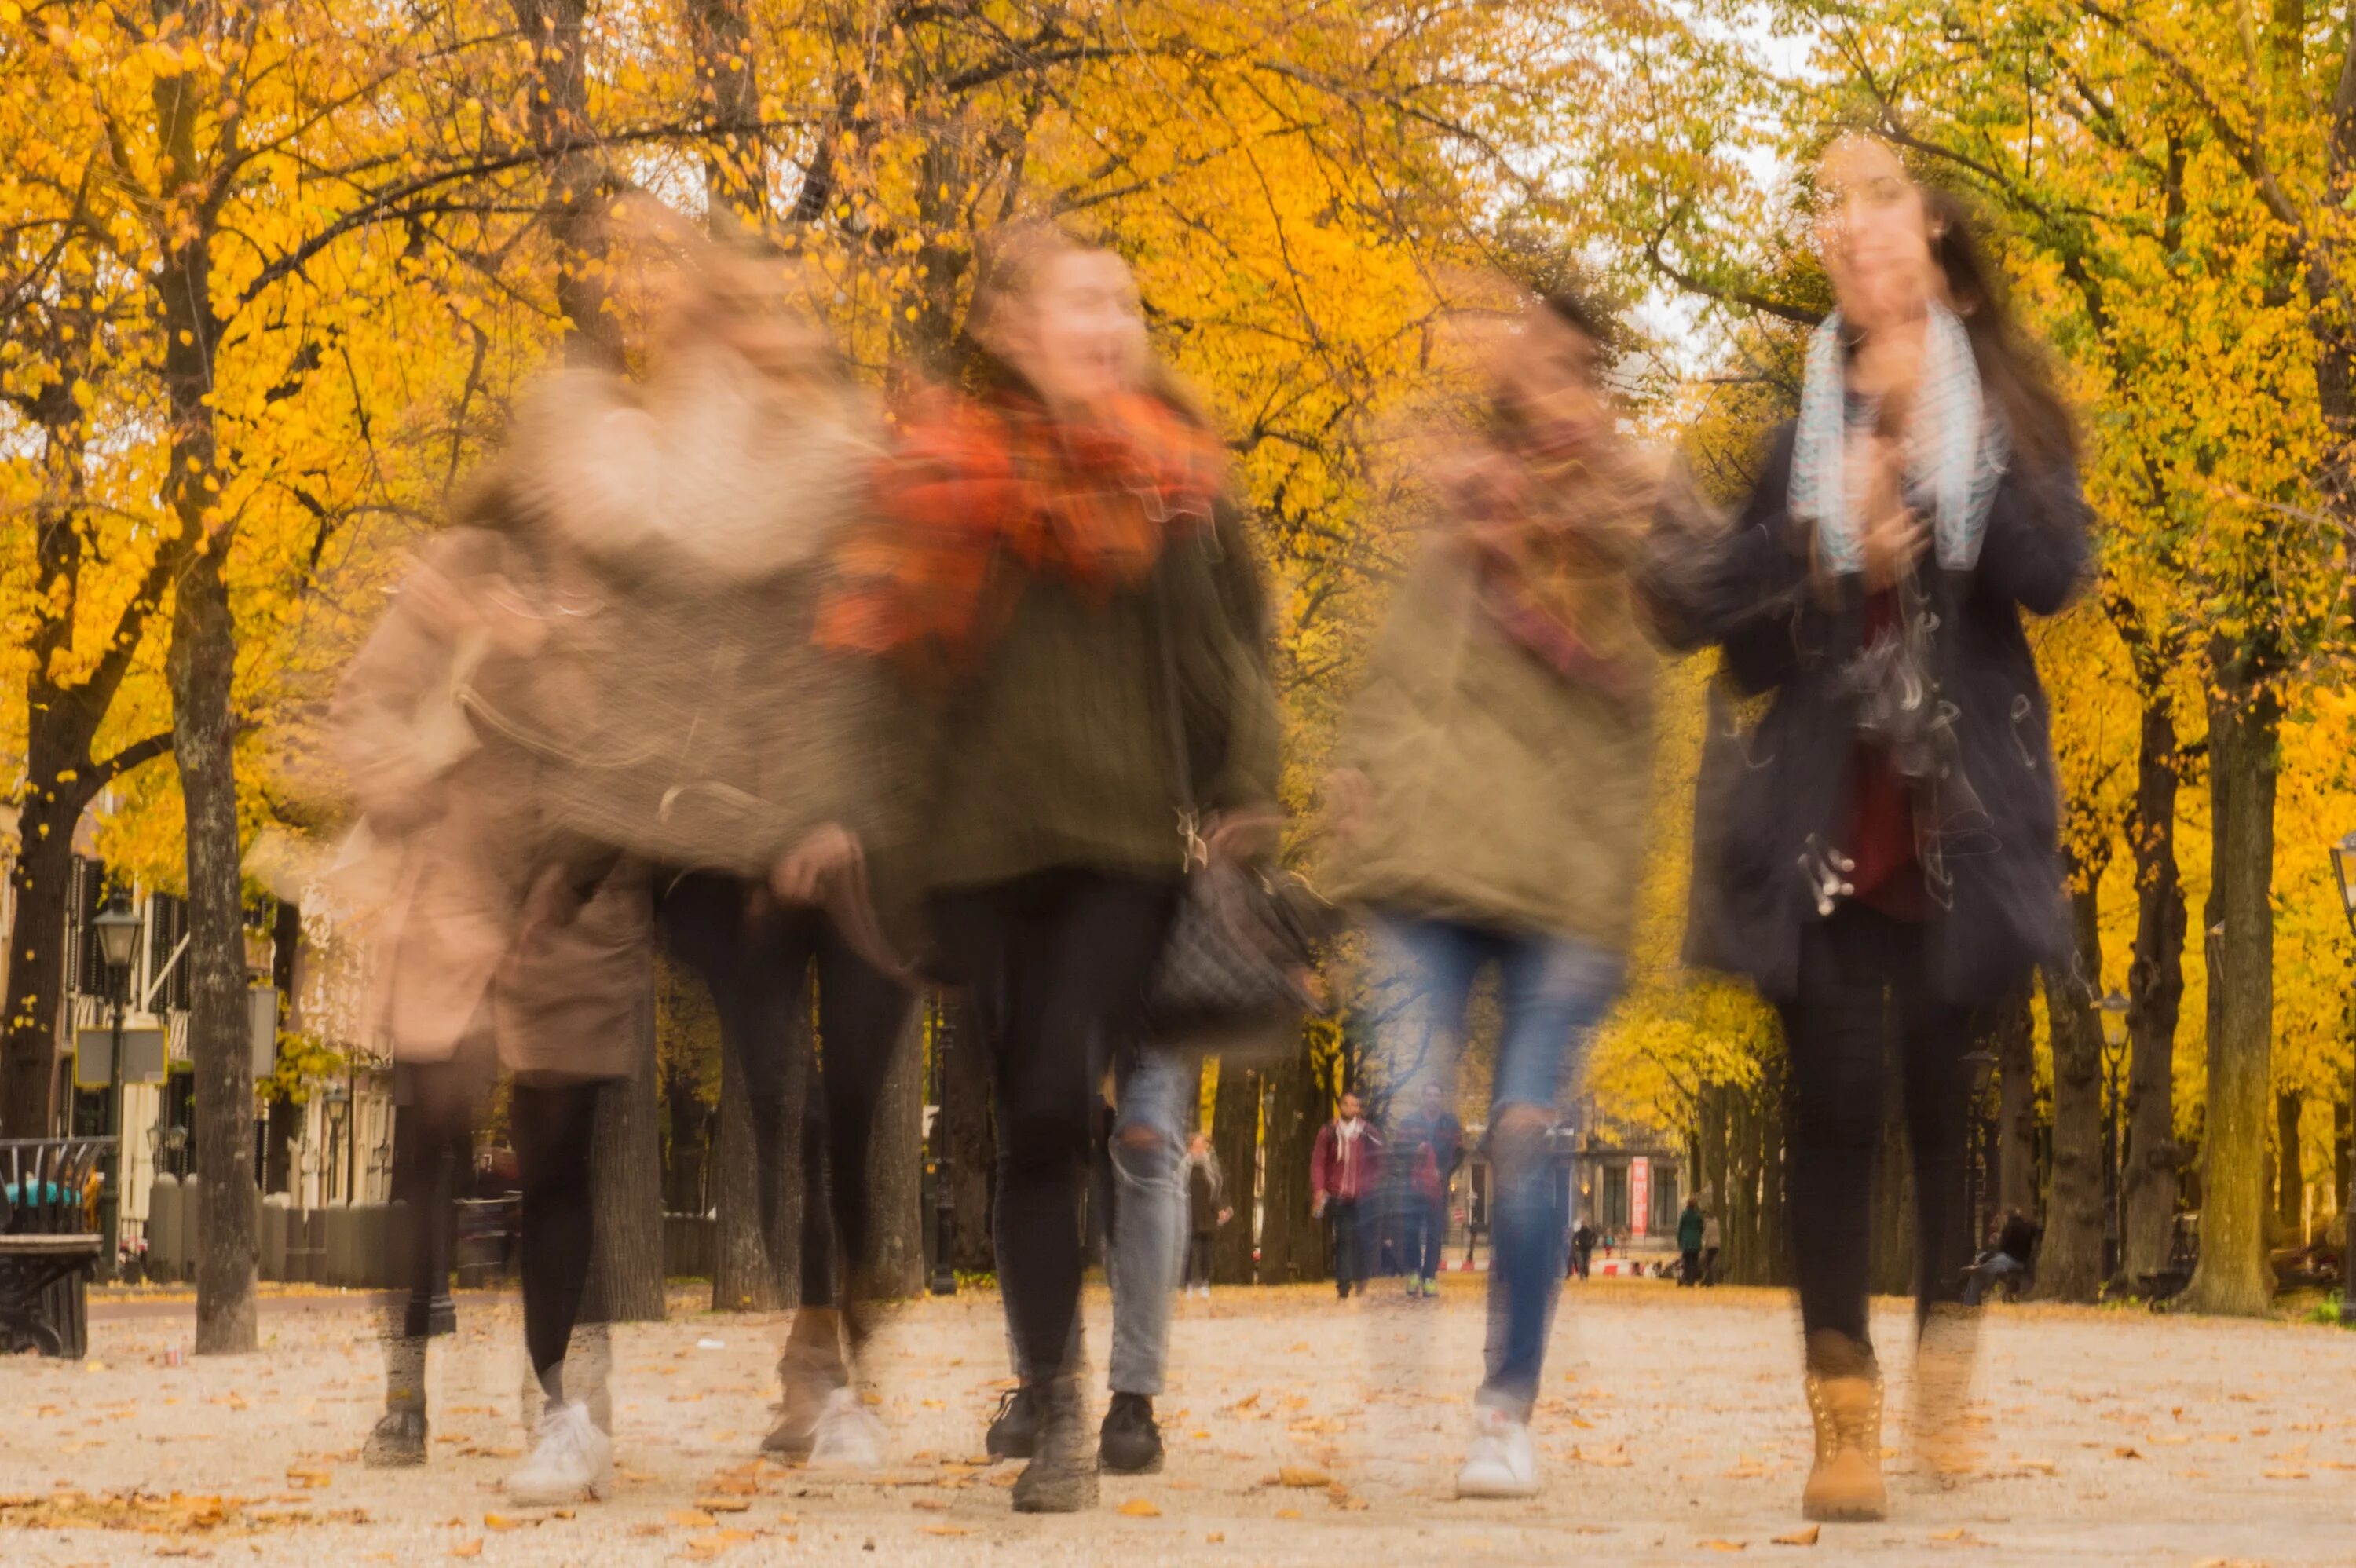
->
xmin=329 ymin=527 xmax=651 ymax=1079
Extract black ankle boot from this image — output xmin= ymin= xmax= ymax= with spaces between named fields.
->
xmin=986 ymin=1383 xmax=1044 ymax=1460
xmin=1096 ymin=1391 xmax=1163 ymax=1475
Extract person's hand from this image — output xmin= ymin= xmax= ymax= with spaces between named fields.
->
xmin=771 ymin=822 xmax=862 ymax=905
xmin=1850 ymin=435 xmax=1923 ymax=591
xmin=1202 ymin=804 xmax=1282 ymax=864
xmin=1312 ymin=1193 xmax=1328 ymax=1219
xmin=1219 ymin=1207 xmax=1235 ymax=1226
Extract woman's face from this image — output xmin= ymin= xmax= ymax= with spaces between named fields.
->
xmin=1816 ymin=137 xmax=1937 ymax=332
xmin=1491 ymin=306 xmax=1608 ymax=455
xmin=1008 ymin=247 xmax=1147 ymax=408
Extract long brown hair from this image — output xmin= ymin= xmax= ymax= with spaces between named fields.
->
xmin=1922 ymin=187 xmax=2076 ymax=472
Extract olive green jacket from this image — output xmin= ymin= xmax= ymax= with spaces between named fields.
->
xmin=1326 ymin=546 xmax=1655 ymax=949
xmin=917 ymin=508 xmax=1282 ymax=893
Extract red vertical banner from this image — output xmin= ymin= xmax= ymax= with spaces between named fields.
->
xmin=1630 ymin=1157 xmax=1651 ymax=1238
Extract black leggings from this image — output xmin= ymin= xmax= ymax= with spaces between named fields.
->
xmin=1185 ymin=1233 xmax=1215 ymax=1289
xmin=1776 ymin=905 xmax=1977 ymax=1352
xmin=384 ymin=1053 xmax=486 ymax=1341
xmin=931 ymin=869 xmax=1176 ymax=1384
xmin=511 ymin=1076 xmax=604 ymax=1379
xmin=660 ymin=872 xmax=915 ymax=1318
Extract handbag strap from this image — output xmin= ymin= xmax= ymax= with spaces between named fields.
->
xmin=1151 ymin=561 xmax=1209 ymax=868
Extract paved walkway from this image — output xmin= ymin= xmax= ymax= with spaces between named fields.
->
xmin=0 ymin=1278 xmax=2342 ymax=1565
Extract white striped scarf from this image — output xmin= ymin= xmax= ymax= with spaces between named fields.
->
xmin=1790 ymin=302 xmax=2007 ymax=575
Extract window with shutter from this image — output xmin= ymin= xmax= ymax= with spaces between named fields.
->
xmin=150 ymin=894 xmax=192 ymax=1013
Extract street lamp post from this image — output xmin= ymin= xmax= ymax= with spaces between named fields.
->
xmin=90 ymin=895 xmax=141 ymax=1279
xmin=2097 ymin=989 xmax=2131 ymax=1285
xmin=2327 ymin=832 xmax=2356 ymax=1325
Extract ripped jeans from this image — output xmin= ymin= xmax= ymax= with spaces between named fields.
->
xmin=1008 ymin=1043 xmax=1196 ymax=1398
xmin=1367 ymin=911 xmax=1622 ymax=1420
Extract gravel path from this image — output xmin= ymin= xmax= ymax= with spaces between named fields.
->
xmin=0 ymin=1277 xmax=2343 ymax=1565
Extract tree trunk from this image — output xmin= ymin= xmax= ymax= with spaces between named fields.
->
xmin=3 ymin=819 xmax=77 ymax=1139
xmin=175 ymin=541 xmax=258 ymax=1355
xmin=1758 ymin=1055 xmax=1787 ymax=1286
xmin=2036 ymin=872 xmax=2108 ymax=1301
xmin=2 ymin=354 xmax=170 ymax=1139
xmin=711 ymin=1041 xmax=777 ymax=1310
xmin=2122 ymin=686 xmax=2187 ymax=1283
xmin=1871 ymin=1036 xmax=1913 ymax=1298
xmin=1728 ymin=1086 xmax=1757 ymax=1282
xmin=864 ymin=1007 xmax=926 ymax=1300
xmin=1258 ymin=1048 xmax=1323 ymax=1284
xmin=587 ymin=977 xmax=666 ymax=1321
xmin=2186 ymin=661 xmax=2279 ymax=1315
xmin=1209 ymin=1058 xmax=1258 ymax=1285
xmin=941 ymin=992 xmax=996 ymax=1274
xmin=1996 ymin=985 xmax=2039 ymax=1219
xmin=2277 ymin=1089 xmax=2304 ymax=1237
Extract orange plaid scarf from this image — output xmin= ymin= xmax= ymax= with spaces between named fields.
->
xmin=818 ymin=380 xmax=1226 ymax=665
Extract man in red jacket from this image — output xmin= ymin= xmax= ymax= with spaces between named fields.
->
xmin=1311 ymin=1091 xmax=1384 ymax=1299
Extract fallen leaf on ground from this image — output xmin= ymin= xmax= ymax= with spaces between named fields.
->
xmin=1270 ymin=1467 xmax=1330 ymax=1488
xmin=919 ymin=1525 xmax=971 ymax=1537
xmin=1205 ymin=1532 xmax=1224 ymax=1544
xmin=694 ymin=1497 xmax=751 ymax=1513
xmin=1698 ymin=1541 xmax=1747 ymax=1553
xmin=668 ymin=1508 xmax=718 ymax=1529
xmin=1118 ymin=1497 xmax=1162 ymax=1517
xmin=1273 ymin=1507 xmax=1302 ymax=1520
xmin=2263 ymin=1467 xmax=2310 ymax=1479
xmin=447 ymin=1543 xmax=481 ymax=1560
xmin=1772 ymin=1525 xmax=1820 ymax=1546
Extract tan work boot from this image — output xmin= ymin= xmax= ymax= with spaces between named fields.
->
xmin=1908 ymin=1303 xmax=1983 ymax=1483
xmin=1800 ymin=1331 xmax=1886 ymax=1523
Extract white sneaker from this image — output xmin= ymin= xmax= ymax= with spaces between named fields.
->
xmin=507 ymin=1400 xmax=613 ymax=1504
xmin=1454 ymin=1405 xmax=1538 ymax=1499
xmin=807 ymin=1387 xmax=887 ymax=1471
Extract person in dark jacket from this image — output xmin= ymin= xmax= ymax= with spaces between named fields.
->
xmin=1183 ymin=1134 xmax=1231 ymax=1298
xmin=1647 ymin=135 xmax=2088 ymax=1526
xmin=1677 ymin=1197 xmax=1707 ymax=1288
xmin=1570 ymin=1220 xmax=1597 ymax=1281
xmin=824 ymin=222 xmax=1280 ymax=1515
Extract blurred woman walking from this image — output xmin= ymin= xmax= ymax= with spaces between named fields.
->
xmin=1648 ymin=135 xmax=2087 ymax=1523
xmin=1326 ymin=284 xmax=1657 ymax=1500
xmin=821 ymin=222 xmax=1280 ymax=1512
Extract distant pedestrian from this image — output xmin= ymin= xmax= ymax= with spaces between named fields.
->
xmin=1700 ymin=1210 xmax=1722 ymax=1287
xmin=1311 ymin=1091 xmax=1384 ymax=1299
xmin=1571 ymin=1220 xmax=1597 ymax=1281
xmin=1183 ymin=1134 xmax=1231 ymax=1299
xmin=1394 ymin=1083 xmax=1465 ymax=1298
xmin=1677 ymin=1197 xmax=1705 ymax=1288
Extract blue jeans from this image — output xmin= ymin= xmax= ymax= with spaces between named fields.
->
xmin=1007 ymin=1043 xmax=1195 ymax=1397
xmin=1366 ymin=912 xmax=1622 ymax=1420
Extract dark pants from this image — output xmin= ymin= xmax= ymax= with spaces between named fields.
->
xmin=1185 ymin=1232 xmax=1216 ymax=1289
xmin=1572 ymin=1244 xmax=1593 ymax=1280
xmin=1700 ymin=1245 xmax=1719 ymax=1285
xmin=1777 ymin=905 xmax=1977 ymax=1351
xmin=383 ymin=1051 xmax=488 ymax=1341
xmin=1404 ymin=1190 xmax=1448 ymax=1281
xmin=510 ymin=1076 xmax=604 ymax=1380
xmin=661 ymin=872 xmax=915 ymax=1332
xmin=931 ymin=868 xmax=1176 ymax=1385
xmin=1680 ymin=1247 xmax=1701 ymax=1286
xmin=1328 ymin=1197 xmax=1366 ymax=1296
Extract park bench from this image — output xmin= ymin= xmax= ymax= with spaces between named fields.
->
xmin=0 ymin=1136 xmax=113 ymax=1358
